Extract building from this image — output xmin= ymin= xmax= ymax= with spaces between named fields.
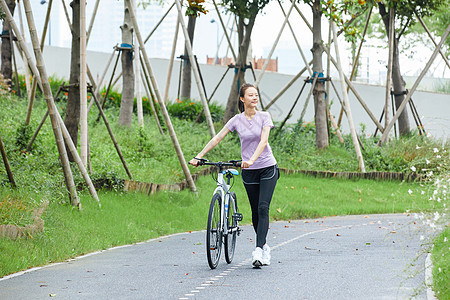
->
xmin=206 ymin=56 xmax=278 ymax=72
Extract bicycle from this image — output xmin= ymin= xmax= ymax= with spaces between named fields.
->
xmin=193 ymin=158 xmax=243 ymax=269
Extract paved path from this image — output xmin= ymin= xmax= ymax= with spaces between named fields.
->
xmin=0 ymin=214 xmax=432 ymax=299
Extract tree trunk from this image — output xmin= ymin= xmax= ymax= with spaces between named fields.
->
xmin=379 ymin=4 xmax=410 ymax=136
xmin=311 ymin=0 xmax=328 ymax=149
xmin=222 ymin=16 xmax=255 ymax=124
xmin=1 ymin=0 xmax=16 ymax=84
xmin=180 ymin=15 xmax=196 ymax=100
xmin=65 ymin=0 xmax=81 ymax=162
xmin=118 ymin=1 xmax=135 ymax=127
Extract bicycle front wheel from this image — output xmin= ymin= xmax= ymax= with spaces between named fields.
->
xmin=224 ymin=192 xmax=238 ymax=264
xmin=206 ymin=193 xmax=222 ymax=269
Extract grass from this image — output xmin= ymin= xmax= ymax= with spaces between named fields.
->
xmin=431 ymin=228 xmax=449 ymax=299
xmin=0 ymin=173 xmax=434 ymax=277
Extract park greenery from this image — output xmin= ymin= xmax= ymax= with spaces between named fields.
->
xmin=0 ymin=0 xmax=449 ymax=297
xmin=0 ymin=75 xmax=448 ymax=297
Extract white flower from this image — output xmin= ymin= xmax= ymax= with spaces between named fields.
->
xmin=408 ymin=189 xmax=413 ymax=195
xmin=421 ymin=191 xmax=425 ymax=195
xmin=433 ymin=148 xmax=439 ymax=153
xmin=444 ymin=237 xmax=448 ymax=242
xmin=426 ymin=159 xmax=430 ymax=164
xmin=434 ymin=212 xmax=440 ymax=221
xmin=420 ymin=235 xmax=424 ymax=240
xmin=411 ymin=166 xmax=416 ymax=172
xmin=439 ymin=267 xmax=442 ymax=272
xmin=416 ymin=145 xmax=421 ymax=149
xmin=436 ymin=155 xmax=441 ymax=159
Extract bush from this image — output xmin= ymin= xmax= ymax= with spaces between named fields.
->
xmin=167 ymin=98 xmax=224 ymax=123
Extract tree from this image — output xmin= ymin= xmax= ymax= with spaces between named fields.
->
xmin=332 ymin=0 xmax=445 ymax=137
xmin=222 ymin=0 xmax=270 ymax=123
xmin=0 ymin=0 xmax=16 ymax=86
xmin=118 ymin=0 xmax=135 ymax=127
xmin=64 ymin=0 xmax=81 ymax=161
xmin=309 ymin=0 xmax=329 ymax=148
xmin=180 ymin=0 xmax=208 ymax=100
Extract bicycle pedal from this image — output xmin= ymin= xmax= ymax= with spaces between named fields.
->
xmin=233 ymin=213 xmax=243 ymax=222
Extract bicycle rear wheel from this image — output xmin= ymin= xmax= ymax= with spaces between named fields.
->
xmin=224 ymin=192 xmax=238 ymax=264
xmin=206 ymin=193 xmax=222 ymax=269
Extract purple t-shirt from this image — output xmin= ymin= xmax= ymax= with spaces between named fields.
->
xmin=225 ymin=111 xmax=277 ymax=170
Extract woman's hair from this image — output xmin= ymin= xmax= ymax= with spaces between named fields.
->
xmin=238 ymin=83 xmax=255 ymax=113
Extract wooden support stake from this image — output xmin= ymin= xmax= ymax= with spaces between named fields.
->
xmin=26 ymin=82 xmax=64 ymax=152
xmin=125 ymin=0 xmax=197 ymax=194
xmin=18 ymin=0 xmax=81 ymax=206
xmin=274 ymin=80 xmax=307 ymax=136
xmin=0 ymin=135 xmax=16 ymax=188
xmin=86 ymin=0 xmax=100 ymax=43
xmin=141 ymin=66 xmax=164 ymax=135
xmin=80 ymin=0 xmax=88 ymax=167
xmin=337 ymin=7 xmax=372 ymax=126
xmin=163 ymin=15 xmax=180 ymax=103
xmin=299 ymin=75 xmax=318 ymax=122
xmin=136 ymin=48 xmax=144 ymax=127
xmin=254 ymin=0 xmax=296 ymax=87
xmin=332 ymin=22 xmax=365 ymax=172
xmin=90 ymin=89 xmax=133 ymax=180
xmin=264 ymin=60 xmax=312 ymax=110
xmin=24 ymin=0 xmax=53 ymax=125
xmin=212 ymin=0 xmax=237 ymax=61
xmin=384 ymin=8 xmax=395 ymax=131
xmin=144 ymin=2 xmax=175 ymax=43
xmin=415 ymin=12 xmax=450 ymax=69
xmin=174 ymin=0 xmax=215 ymax=137
xmin=378 ymin=25 xmax=450 ymax=145
xmin=277 ymin=0 xmax=312 ymax=76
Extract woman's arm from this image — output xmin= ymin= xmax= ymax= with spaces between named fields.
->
xmin=241 ymin=126 xmax=271 ymax=169
xmin=189 ymin=126 xmax=231 ymax=166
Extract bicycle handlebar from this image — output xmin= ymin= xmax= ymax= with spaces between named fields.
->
xmin=191 ymin=157 xmax=242 ymax=168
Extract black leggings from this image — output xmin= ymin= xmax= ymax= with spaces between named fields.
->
xmin=241 ymin=165 xmax=279 ymax=248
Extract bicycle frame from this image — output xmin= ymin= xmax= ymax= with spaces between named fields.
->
xmin=213 ymin=170 xmax=232 ymax=237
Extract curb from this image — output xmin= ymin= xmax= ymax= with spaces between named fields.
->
xmin=123 ymin=168 xmax=422 ymax=194
xmin=425 ymin=252 xmax=437 ymax=300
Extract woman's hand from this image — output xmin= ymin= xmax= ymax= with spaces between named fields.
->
xmin=241 ymin=160 xmax=254 ymax=169
xmin=189 ymin=158 xmax=200 ymax=167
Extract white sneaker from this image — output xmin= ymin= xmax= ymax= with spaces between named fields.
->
xmin=252 ymin=247 xmax=263 ymax=267
xmin=262 ymin=244 xmax=271 ymax=266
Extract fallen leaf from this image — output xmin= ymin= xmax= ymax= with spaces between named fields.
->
xmin=277 ymin=208 xmax=282 ymax=213
xmin=390 ymin=231 xmax=397 ymax=233
xmin=359 ymin=198 xmax=362 ymax=203
xmin=284 ymin=225 xmax=289 ymax=228
xmin=336 ymin=234 xmax=340 ymax=236
xmin=49 ymin=294 xmax=56 ymax=297
xmin=291 ymin=186 xmax=295 ymax=189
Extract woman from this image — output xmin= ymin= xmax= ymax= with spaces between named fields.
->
xmin=189 ymin=83 xmax=279 ymax=267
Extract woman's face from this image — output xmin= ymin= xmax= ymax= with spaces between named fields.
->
xmin=240 ymin=87 xmax=259 ymax=110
